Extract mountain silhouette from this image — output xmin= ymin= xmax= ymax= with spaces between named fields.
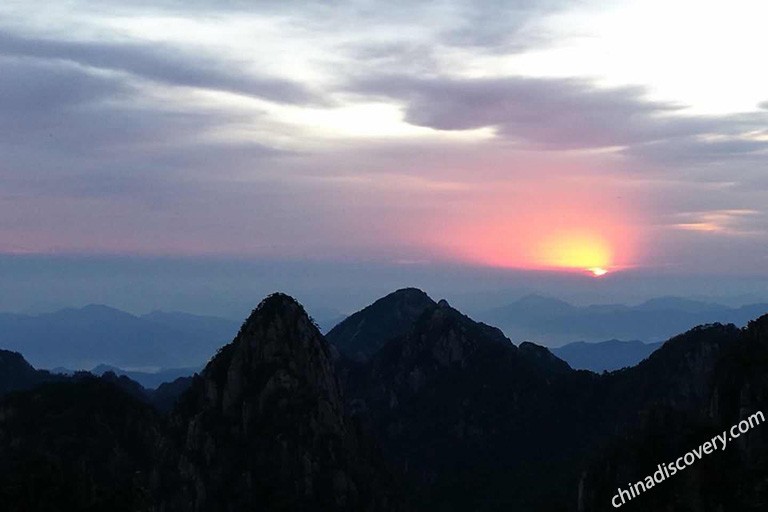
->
xmin=0 ymin=305 xmax=239 ymax=369
xmin=167 ymin=293 xmax=404 ymax=511
xmin=479 ymin=294 xmax=768 ymax=344
xmin=0 ymin=348 xmax=60 ymax=394
xmin=0 ymin=290 xmax=766 ymax=511
xmin=0 ymin=375 xmax=166 ymax=511
xmin=89 ymin=364 xmax=200 ymax=389
xmin=344 ymin=297 xmax=593 ymax=510
xmin=326 ymin=287 xmax=436 ymax=361
xmin=579 ymin=317 xmax=768 ymax=510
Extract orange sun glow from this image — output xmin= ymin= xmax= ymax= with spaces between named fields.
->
xmin=535 ymin=232 xmax=614 ymax=273
xmin=429 ymin=178 xmax=640 ymax=275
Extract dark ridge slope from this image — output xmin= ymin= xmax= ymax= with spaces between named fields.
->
xmin=348 ymin=299 xmax=595 ymax=511
xmin=580 ymin=318 xmax=768 ymax=511
xmin=326 ymin=288 xmax=436 ymax=361
xmin=0 ymin=377 xmax=165 ymax=512
xmin=0 ymin=349 xmax=61 ymax=396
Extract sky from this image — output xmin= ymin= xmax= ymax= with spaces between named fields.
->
xmin=1 ymin=0 xmax=767 ymax=315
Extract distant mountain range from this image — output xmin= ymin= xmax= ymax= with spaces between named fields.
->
xmin=2 ymin=295 xmax=764 ymax=372
xmin=88 ymin=364 xmax=199 ymax=389
xmin=552 ymin=339 xmax=664 ymax=372
xmin=0 ymin=305 xmax=240 ymax=369
xmin=0 ymin=289 xmax=767 ymax=510
xmin=478 ymin=294 xmax=768 ymax=344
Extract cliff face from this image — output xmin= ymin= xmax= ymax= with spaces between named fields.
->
xmin=579 ymin=318 xmax=768 ymax=511
xmin=168 ymin=293 xmax=403 ymax=511
xmin=347 ymin=299 xmax=595 ymax=511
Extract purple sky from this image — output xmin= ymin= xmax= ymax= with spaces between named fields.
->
xmin=0 ymin=0 xmax=767 ymax=312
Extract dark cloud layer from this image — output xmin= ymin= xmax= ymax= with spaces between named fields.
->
xmin=354 ymin=75 xmax=679 ymax=147
xmin=353 ymin=74 xmax=768 ymax=167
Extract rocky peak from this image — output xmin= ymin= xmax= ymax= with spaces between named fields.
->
xmin=190 ymin=292 xmax=341 ymax=418
xmin=171 ymin=292 xmax=399 ymax=511
xmin=327 ymin=287 xmax=436 ymax=361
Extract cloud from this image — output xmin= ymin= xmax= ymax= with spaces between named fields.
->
xmin=0 ymin=0 xmax=766 ymax=276
xmin=80 ymin=0 xmax=570 ymax=51
xmin=352 ymin=74 xmax=768 ymax=164
xmin=627 ymin=135 xmax=768 ymax=166
xmin=0 ymin=31 xmax=319 ymax=104
xmin=438 ymin=0 xmax=573 ymax=51
xmin=0 ymin=56 xmax=283 ymax=205
xmin=353 ymin=74 xmax=683 ymax=148
xmin=670 ymin=209 xmax=762 ymax=236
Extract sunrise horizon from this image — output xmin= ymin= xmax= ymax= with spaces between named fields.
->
xmin=0 ymin=0 xmax=766 ymax=318
xmin=2 ymin=3 xmax=767 ymax=510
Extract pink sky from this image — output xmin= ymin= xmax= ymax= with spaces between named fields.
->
xmin=0 ymin=0 xmax=766 ymax=279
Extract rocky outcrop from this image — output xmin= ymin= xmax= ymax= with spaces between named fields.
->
xmin=168 ymin=293 xmax=403 ymax=511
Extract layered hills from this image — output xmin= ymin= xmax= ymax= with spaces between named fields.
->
xmin=0 ymin=289 xmax=765 ymax=511
xmin=477 ymin=294 xmax=768 ymax=344
xmin=0 ymin=306 xmax=239 ymax=369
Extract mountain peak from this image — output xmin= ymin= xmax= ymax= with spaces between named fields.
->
xmin=493 ymin=294 xmax=576 ymax=318
xmin=204 ymin=292 xmax=336 ymax=415
xmin=372 ymin=298 xmax=513 ymax=373
xmin=172 ymin=293 xmax=397 ymax=509
xmin=390 ymin=286 xmax=431 ymax=298
xmin=245 ymin=292 xmax=309 ymax=323
xmin=327 ymin=288 xmax=436 ymax=361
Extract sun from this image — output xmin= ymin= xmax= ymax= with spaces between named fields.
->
xmin=536 ymin=232 xmax=613 ymax=274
